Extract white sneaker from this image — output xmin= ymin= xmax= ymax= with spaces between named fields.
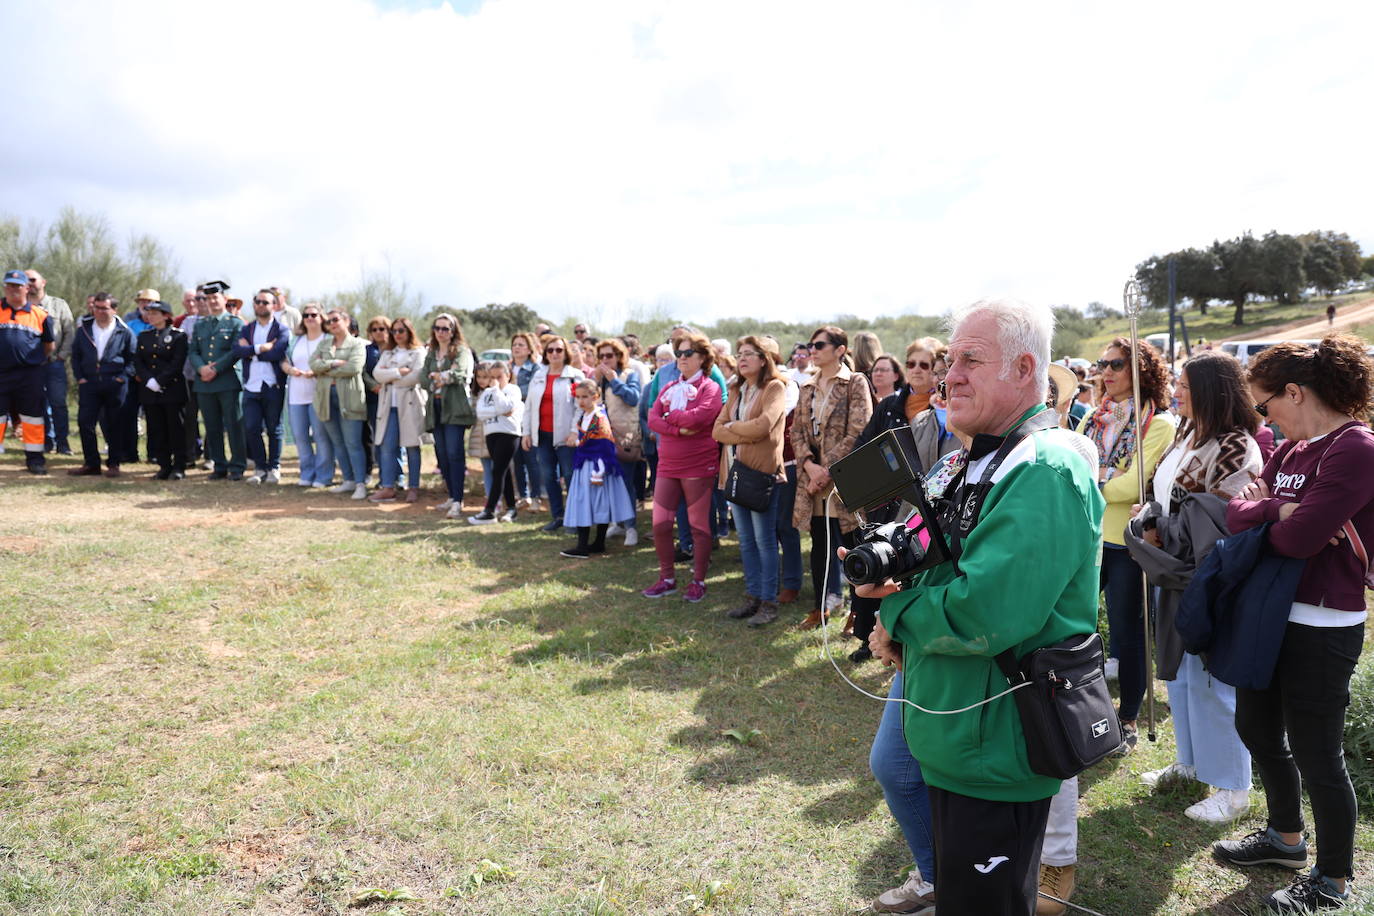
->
xmin=516 ymin=497 xmax=532 ymax=509
xmin=1104 ymin=657 xmax=1119 ymax=680
xmin=498 ymin=509 xmax=517 ymax=523
xmin=1185 ymin=788 xmax=1250 ymax=824
xmin=296 ymin=477 xmax=313 ymax=487
xmin=1141 ymin=762 xmax=1197 ymax=788
xmin=607 ymin=522 xmax=625 ymax=538
xmin=330 ymin=481 xmax=354 ymax=494
xmin=433 ymin=498 xmax=454 ymax=512
xmin=264 ymin=469 xmax=281 ymax=484
xmin=623 ymin=527 xmax=639 ymax=547
xmin=872 ymin=869 xmax=935 ymax=914
xmin=311 ymin=481 xmax=330 ymax=489
xmin=245 ymin=472 xmax=264 ymax=485
xmin=351 ymin=483 xmax=368 ymax=500
xmin=445 ymin=503 xmax=464 ymax=520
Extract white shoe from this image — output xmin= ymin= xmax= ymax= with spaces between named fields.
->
xmin=311 ymin=481 xmax=330 ymax=489
xmin=872 ymin=868 xmax=935 ymax=914
xmin=446 ymin=503 xmax=464 ymax=519
xmin=1185 ymin=788 xmax=1250 ymax=824
xmin=1104 ymin=657 xmax=1119 ymax=680
xmin=824 ymin=592 xmax=845 ymax=614
xmin=516 ymin=497 xmax=532 ymax=509
xmin=1141 ymin=762 xmax=1197 ymax=788
xmin=498 ymin=509 xmax=517 ymax=523
xmin=607 ymin=522 xmax=625 ymax=538
xmin=330 ymin=481 xmax=354 ymax=494
xmin=245 ymin=472 xmax=263 ymax=485
xmin=264 ymin=469 xmax=281 ymax=484
xmin=433 ymin=498 xmax=454 ymax=512
xmin=351 ymin=483 xmax=368 ymax=500
xmin=296 ymin=477 xmax=312 ymax=487
xmin=623 ymin=527 xmax=639 ymax=547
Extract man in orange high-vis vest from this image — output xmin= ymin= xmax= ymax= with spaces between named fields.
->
xmin=0 ymin=270 xmax=54 ymax=474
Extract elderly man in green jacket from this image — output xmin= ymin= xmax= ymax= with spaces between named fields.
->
xmin=188 ymin=280 xmax=246 ymax=479
xmin=863 ymin=298 xmax=1105 ymax=916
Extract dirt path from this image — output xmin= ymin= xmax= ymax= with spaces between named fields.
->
xmin=1229 ymin=296 xmax=1374 ymax=341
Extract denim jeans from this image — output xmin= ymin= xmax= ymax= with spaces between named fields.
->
xmin=776 ymin=464 xmax=803 ymax=591
xmin=378 ymin=407 xmax=421 ymax=489
xmin=43 ymin=358 xmax=70 ymax=450
xmin=731 ymin=487 xmax=781 ymax=601
xmin=514 ymin=445 xmax=540 ymax=499
xmin=870 ymin=672 xmax=936 ymax=882
xmin=533 ymin=430 xmax=574 ymax=520
xmin=243 ymin=385 xmax=285 ymax=473
xmin=1167 ymin=650 xmax=1251 ymax=792
xmin=1101 ymin=544 xmax=1147 ymax=720
xmin=617 ymin=458 xmax=640 ymax=527
xmin=288 ymin=401 xmax=333 ymax=485
xmin=432 ymin=422 xmax=468 ymax=501
xmin=322 ymin=388 xmax=366 ymax=484
xmin=479 ymin=456 xmax=494 ymax=497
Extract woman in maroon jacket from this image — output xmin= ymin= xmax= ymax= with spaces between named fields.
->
xmin=1214 ymin=334 xmax=1374 ymax=913
xmin=643 ymin=333 xmax=724 ymax=603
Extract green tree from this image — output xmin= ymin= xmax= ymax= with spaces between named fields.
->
xmin=1259 ymin=231 xmax=1306 ymax=304
xmin=316 ymin=264 xmax=426 ymax=326
xmin=1303 ymin=237 xmax=1346 ymax=297
xmin=466 ymin=303 xmax=542 ymax=342
xmin=1213 ymin=233 xmax=1266 ymax=325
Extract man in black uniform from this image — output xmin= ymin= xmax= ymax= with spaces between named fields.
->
xmin=133 ymin=299 xmax=189 ymax=479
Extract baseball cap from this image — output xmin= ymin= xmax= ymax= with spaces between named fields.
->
xmin=4 ymin=270 xmax=29 ymax=285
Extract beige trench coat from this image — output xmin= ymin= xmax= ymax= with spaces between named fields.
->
xmin=371 ymin=346 xmax=430 ymax=447
xmin=789 ymin=365 xmax=874 ymax=534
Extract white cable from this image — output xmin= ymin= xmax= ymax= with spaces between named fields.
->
xmin=820 ymin=491 xmax=1029 ymax=715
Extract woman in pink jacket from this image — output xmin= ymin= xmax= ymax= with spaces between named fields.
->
xmin=643 ymin=332 xmax=724 ymax=602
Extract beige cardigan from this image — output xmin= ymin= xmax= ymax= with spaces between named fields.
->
xmin=713 ymin=377 xmax=786 ymax=488
xmin=371 ymin=346 xmax=429 ymax=448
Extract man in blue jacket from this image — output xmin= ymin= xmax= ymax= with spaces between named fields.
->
xmin=68 ymin=292 xmax=136 ymax=477
xmin=233 ymin=290 xmax=290 ymax=484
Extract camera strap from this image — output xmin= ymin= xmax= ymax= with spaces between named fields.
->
xmin=941 ymin=407 xmax=1061 ymax=570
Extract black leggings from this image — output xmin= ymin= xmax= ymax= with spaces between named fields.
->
xmin=808 ymin=517 xmax=877 ymax=635
xmin=484 ymin=433 xmax=519 ymax=514
xmin=1235 ymin=621 xmax=1364 ymax=878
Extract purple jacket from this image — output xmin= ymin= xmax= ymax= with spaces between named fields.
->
xmin=1227 ymin=421 xmax=1374 ymax=611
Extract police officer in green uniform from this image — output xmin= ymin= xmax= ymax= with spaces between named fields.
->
xmin=188 ymin=280 xmax=246 ymax=479
xmin=133 ymin=299 xmax=190 ymax=479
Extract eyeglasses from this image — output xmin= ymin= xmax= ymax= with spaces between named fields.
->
xmin=433 ymin=325 xmax=452 ymax=333
xmin=252 ymin=298 xmax=272 ymax=306
xmin=808 ymin=341 xmax=833 ymax=351
xmin=906 ymin=359 xmax=932 ymax=371
xmin=1254 ymin=390 xmax=1283 ymax=418
xmin=674 ymin=348 xmax=698 ymax=359
xmin=737 ymin=349 xmax=761 ymax=359
xmin=1096 ymin=357 xmax=1128 ymax=372
xmin=545 ymin=346 xmax=565 ymax=353
xmin=91 ymin=305 xmax=113 ymax=312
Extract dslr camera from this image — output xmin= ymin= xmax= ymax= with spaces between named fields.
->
xmin=828 ymin=426 xmax=950 ymax=588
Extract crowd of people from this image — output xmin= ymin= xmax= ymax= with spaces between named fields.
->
xmin=4 ymin=270 xmax=1373 ymax=914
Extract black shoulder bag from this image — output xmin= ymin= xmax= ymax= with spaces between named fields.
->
xmin=948 ymin=410 xmax=1122 ymax=779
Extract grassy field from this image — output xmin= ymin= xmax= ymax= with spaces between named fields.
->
xmin=1 ymin=452 xmax=1372 ymax=915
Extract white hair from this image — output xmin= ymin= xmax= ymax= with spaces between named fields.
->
xmin=946 ymin=297 xmax=1053 ymax=399
xmin=711 ymin=338 xmax=731 ymax=356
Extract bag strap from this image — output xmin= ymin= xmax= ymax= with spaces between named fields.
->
xmin=994 ymin=648 xmax=1025 ymax=685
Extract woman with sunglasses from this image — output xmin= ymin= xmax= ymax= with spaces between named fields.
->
xmin=369 ymin=318 xmax=429 ymax=503
xmin=1077 ymin=337 xmax=1175 ymax=752
xmin=643 ymin=333 xmax=724 ymax=601
xmin=521 ymin=335 xmax=586 ymax=530
xmin=362 ymin=316 xmax=391 ymax=485
xmin=790 ymin=326 xmax=874 ymax=629
xmin=844 ymin=337 xmax=958 ymax=659
xmin=309 ymin=308 xmax=370 ymax=500
xmin=282 ymin=305 xmax=334 ymax=487
xmin=590 ymin=337 xmax=643 ymax=546
xmin=421 ymin=314 xmax=476 ymax=517
xmin=1212 ymin=335 xmax=1374 ymax=913
xmin=509 ymin=331 xmax=543 ymax=509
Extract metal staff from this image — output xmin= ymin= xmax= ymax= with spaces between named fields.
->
xmin=1123 ymin=278 xmax=1157 ymax=742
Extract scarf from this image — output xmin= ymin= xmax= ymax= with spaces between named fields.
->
xmin=664 ymin=371 xmax=704 ymax=413
xmin=1086 ymin=396 xmax=1152 ymax=476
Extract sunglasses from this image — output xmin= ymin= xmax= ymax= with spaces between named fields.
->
xmin=598 ymin=352 xmax=616 ymax=360
xmin=253 ymin=298 xmax=272 ymax=306
xmin=303 ymin=312 xmax=322 ymax=319
xmin=808 ymin=340 xmax=833 ymax=351
xmin=674 ymin=348 xmax=699 ymax=358
xmin=1097 ymin=357 xmax=1128 ymax=372
xmin=369 ymin=326 xmax=388 ymax=333
xmin=193 ymin=295 xmax=208 ymax=302
xmin=433 ymin=325 xmax=452 ymax=333
xmin=1254 ymin=390 xmax=1282 ymax=418
xmin=906 ymin=359 xmax=932 ymax=371
xmin=325 ymin=316 xmax=341 ymax=325
xmin=545 ymin=346 xmax=565 ymax=353
xmin=391 ymin=328 xmax=409 ymax=335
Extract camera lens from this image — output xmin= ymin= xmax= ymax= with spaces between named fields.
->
xmin=844 ymin=541 xmax=896 ymax=586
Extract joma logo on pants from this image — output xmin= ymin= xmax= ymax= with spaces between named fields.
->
xmin=1274 ymin=472 xmax=1306 ymax=492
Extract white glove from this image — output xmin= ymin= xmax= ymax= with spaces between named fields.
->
xmin=146 ymin=378 xmax=162 ymax=393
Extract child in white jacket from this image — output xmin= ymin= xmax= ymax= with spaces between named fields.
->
xmin=469 ymin=361 xmax=525 ymax=524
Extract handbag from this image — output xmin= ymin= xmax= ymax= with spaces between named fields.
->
xmin=724 ymin=459 xmax=774 ymax=513
xmin=995 ymin=632 xmax=1122 ymax=779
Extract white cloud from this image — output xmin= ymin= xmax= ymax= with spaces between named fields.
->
xmin=7 ymin=0 xmax=1373 ymax=326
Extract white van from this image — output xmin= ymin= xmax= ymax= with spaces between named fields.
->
xmin=1219 ymin=339 xmax=1320 ymax=366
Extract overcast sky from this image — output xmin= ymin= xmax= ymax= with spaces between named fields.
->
xmin=6 ymin=0 xmax=1372 ymax=327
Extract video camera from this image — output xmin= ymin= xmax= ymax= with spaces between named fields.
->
xmin=828 ymin=426 xmax=951 ymax=587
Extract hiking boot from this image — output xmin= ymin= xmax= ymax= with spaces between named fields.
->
xmin=642 ymin=578 xmax=677 ymax=599
xmin=1214 ymin=828 xmax=1308 ymax=871
xmin=369 ymin=487 xmax=398 ymax=502
xmin=872 ymin=869 xmax=935 ymax=914
xmin=777 ymin=587 xmax=799 ymax=605
xmin=747 ymin=601 xmax=779 ymax=627
xmin=1036 ymin=863 xmax=1075 ymax=915
xmin=796 ymin=608 xmax=826 ymax=630
xmin=727 ymin=596 xmax=761 ymax=619
xmin=1185 ymin=788 xmax=1250 ymax=824
xmin=1263 ymin=867 xmax=1350 ymax=913
xmin=1141 ymin=762 xmax=1197 ymax=788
